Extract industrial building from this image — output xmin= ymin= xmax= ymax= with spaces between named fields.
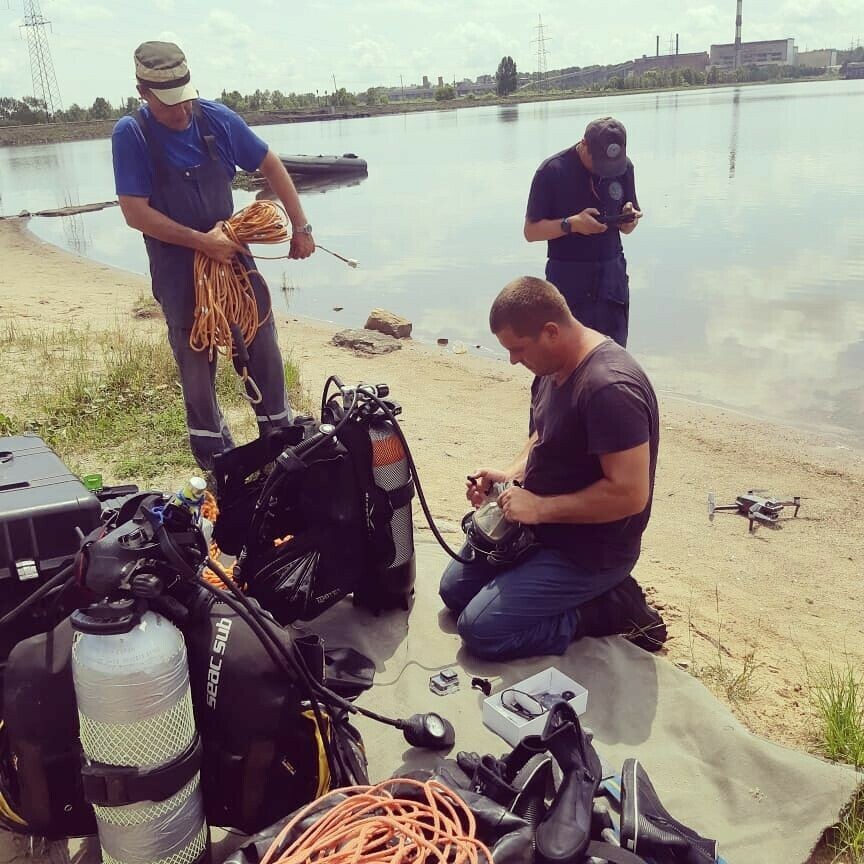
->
xmin=796 ymin=49 xmax=838 ymax=67
xmin=632 ymin=52 xmax=709 ymax=74
xmin=710 ymin=38 xmax=797 ymax=69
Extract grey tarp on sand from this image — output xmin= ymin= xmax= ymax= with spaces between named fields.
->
xmin=3 ymin=539 xmax=857 ymax=864
xmin=306 ymin=539 xmax=860 ymax=864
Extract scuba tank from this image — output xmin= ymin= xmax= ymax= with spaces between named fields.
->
xmin=320 ymin=383 xmax=416 ymax=613
xmin=364 ymin=415 xmax=416 ymax=608
xmin=71 ymin=600 xmax=208 ymax=864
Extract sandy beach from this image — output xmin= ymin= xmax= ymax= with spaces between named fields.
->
xmin=1 ymin=215 xmax=862 ymax=762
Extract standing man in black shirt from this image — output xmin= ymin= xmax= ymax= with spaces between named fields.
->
xmin=439 ymin=276 xmax=665 ymax=661
xmin=524 ymin=117 xmax=641 ymax=347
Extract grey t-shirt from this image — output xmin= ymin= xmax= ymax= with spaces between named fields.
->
xmin=525 ymin=340 xmax=659 ymax=571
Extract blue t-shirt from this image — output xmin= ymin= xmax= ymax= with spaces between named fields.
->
xmin=112 ymin=98 xmax=268 ymax=197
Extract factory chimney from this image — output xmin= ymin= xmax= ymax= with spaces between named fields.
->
xmin=734 ymin=0 xmax=743 ymax=68
xmin=676 ymin=33 xmax=679 ymax=54
xmin=656 ymin=35 xmax=659 ymax=57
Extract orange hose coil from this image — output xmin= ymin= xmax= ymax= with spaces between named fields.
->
xmin=260 ymin=778 xmax=493 ymax=864
xmin=190 ymin=200 xmax=292 ymax=359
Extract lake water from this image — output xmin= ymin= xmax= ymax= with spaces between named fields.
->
xmin=2 ymin=80 xmax=863 ymax=444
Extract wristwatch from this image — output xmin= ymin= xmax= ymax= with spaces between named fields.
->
xmin=560 ymin=217 xmax=572 ymax=235
xmin=294 ymin=222 xmax=313 ymax=236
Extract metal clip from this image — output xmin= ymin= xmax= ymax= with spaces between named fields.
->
xmin=237 ymin=368 xmax=263 ymax=405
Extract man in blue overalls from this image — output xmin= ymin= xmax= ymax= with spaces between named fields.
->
xmin=524 ymin=117 xmax=642 ymax=348
xmin=112 ymin=41 xmax=315 ymax=470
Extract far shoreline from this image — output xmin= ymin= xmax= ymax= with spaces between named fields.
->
xmin=0 ymin=75 xmax=847 ymax=148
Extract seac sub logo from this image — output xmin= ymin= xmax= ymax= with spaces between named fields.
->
xmin=207 ymin=617 xmax=233 ymax=708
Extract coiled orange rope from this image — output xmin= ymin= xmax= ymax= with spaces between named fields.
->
xmin=199 ymin=491 xmax=289 ymax=587
xmin=190 ymin=200 xmax=293 ymax=360
xmin=260 ymin=779 xmax=493 ymax=864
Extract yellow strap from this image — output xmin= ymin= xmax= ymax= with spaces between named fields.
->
xmin=300 ymin=709 xmax=331 ymax=797
xmin=0 ymin=721 xmax=27 ymax=826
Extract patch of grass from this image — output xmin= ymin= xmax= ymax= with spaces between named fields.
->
xmin=831 ymin=787 xmax=864 ymax=864
xmin=0 ymin=324 xmax=308 ymax=486
xmin=810 ymin=659 xmax=864 ymax=769
xmin=686 ymin=587 xmax=762 ymax=705
xmin=115 ymin=450 xmax=194 ymax=479
xmin=805 ymin=660 xmax=864 ymax=862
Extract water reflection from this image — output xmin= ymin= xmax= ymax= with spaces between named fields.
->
xmin=255 ymin=172 xmax=368 ymax=199
xmin=57 ymin=191 xmax=92 ymax=255
xmin=498 ymin=106 xmax=519 ymax=123
xmin=728 ymin=89 xmax=741 ymax=179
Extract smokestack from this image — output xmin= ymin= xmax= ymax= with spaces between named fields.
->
xmin=734 ymin=0 xmax=743 ymax=67
xmin=656 ymin=35 xmax=660 ymax=56
xmin=676 ymin=33 xmax=679 ymax=54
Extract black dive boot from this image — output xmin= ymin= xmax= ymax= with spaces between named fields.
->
xmin=534 ymin=702 xmax=603 ymax=864
xmin=620 ymin=758 xmax=719 ymax=863
xmin=576 ymin=576 xmax=668 ymax=652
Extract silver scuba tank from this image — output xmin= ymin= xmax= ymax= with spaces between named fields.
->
xmin=70 ymin=600 xmax=208 ymax=864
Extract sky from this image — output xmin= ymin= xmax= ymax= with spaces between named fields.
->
xmin=0 ymin=0 xmax=861 ymax=106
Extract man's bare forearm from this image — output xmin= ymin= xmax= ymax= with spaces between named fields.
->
xmin=119 ymin=197 xmax=209 ymax=252
xmin=537 ymin=477 xmax=647 ymax=524
xmin=258 ymin=149 xmax=308 ymax=228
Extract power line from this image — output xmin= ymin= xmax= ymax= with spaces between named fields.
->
xmin=20 ymin=0 xmax=62 ymax=115
xmin=530 ymin=14 xmax=550 ymax=93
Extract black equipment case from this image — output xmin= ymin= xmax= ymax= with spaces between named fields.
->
xmin=0 ymin=435 xmax=101 ymax=670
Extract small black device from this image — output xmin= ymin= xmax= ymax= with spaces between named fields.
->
xmin=596 ymin=212 xmax=636 ymax=226
xmin=500 ymin=688 xmax=577 ymax=721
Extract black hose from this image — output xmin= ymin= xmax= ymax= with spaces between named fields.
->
xmin=320 ymin=374 xmax=345 ymax=418
xmin=0 ymin=560 xmax=75 ymax=628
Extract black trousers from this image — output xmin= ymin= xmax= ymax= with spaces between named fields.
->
xmin=546 ymin=253 xmax=630 ymax=347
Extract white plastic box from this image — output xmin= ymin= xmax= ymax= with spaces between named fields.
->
xmin=482 ymin=666 xmax=588 ymax=746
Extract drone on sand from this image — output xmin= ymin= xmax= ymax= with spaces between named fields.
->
xmin=708 ymin=490 xmax=802 ymax=533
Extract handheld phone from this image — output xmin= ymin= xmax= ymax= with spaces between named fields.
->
xmin=597 ymin=212 xmax=636 ymax=226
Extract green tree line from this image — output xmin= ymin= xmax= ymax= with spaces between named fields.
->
xmin=597 ymin=63 xmax=829 ymax=92
xmin=0 ymin=95 xmax=141 ymax=126
xmin=2 ymin=54 xmax=845 ymax=127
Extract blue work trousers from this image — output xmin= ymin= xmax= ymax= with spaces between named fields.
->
xmin=546 ymin=253 xmax=630 ymax=347
xmin=167 ymin=315 xmax=292 ymax=471
xmin=439 ymin=544 xmax=630 ymax=661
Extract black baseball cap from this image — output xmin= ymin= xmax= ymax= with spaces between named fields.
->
xmin=584 ymin=117 xmax=628 ymax=178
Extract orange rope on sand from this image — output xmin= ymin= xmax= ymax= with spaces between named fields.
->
xmin=260 ymin=779 xmax=493 ymax=864
xmin=190 ymin=200 xmax=293 ymax=360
